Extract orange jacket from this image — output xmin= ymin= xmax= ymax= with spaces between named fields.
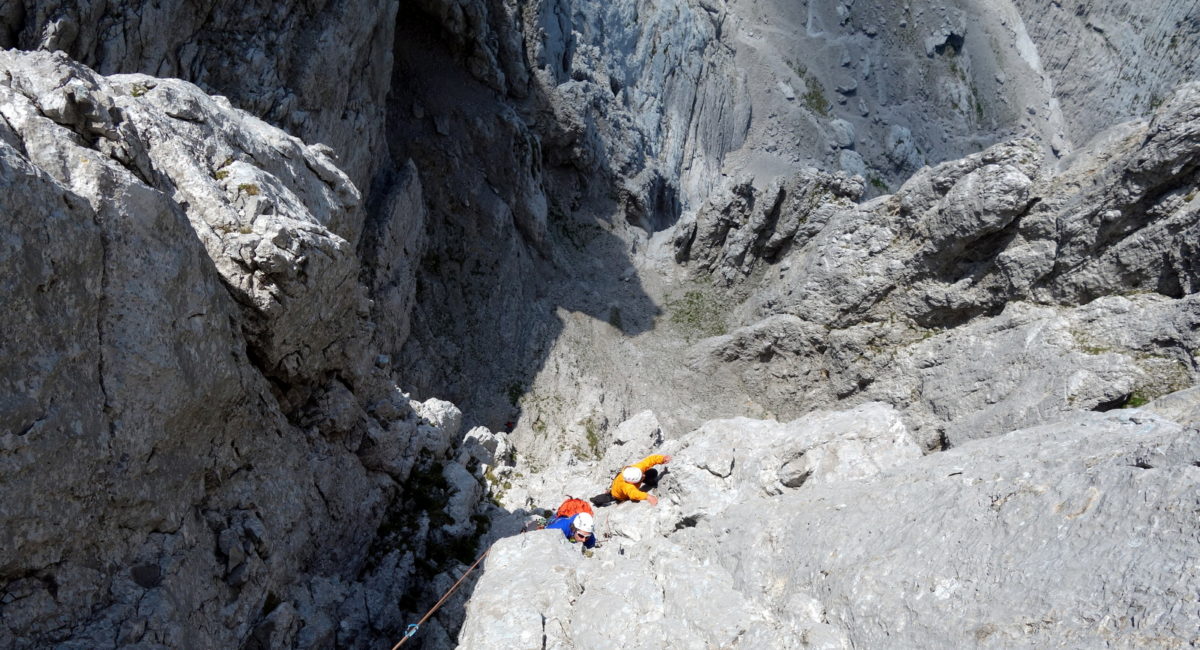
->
xmin=609 ymin=454 xmax=668 ymax=501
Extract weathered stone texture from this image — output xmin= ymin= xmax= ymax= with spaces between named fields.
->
xmin=463 ymin=399 xmax=1200 ymax=649
xmin=667 ymin=86 xmax=1200 ymax=447
xmin=1010 ymin=0 xmax=1200 ymax=147
xmin=0 ymin=50 xmax=491 ymax=649
xmin=0 ymin=0 xmax=399 ymax=188
xmin=2 ymin=1 xmax=1200 ymax=648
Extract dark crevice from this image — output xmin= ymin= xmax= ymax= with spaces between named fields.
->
xmin=909 ymin=300 xmax=1007 ymax=332
xmin=935 ymin=212 xmax=1026 ymax=280
xmin=95 ymin=206 xmax=113 ymax=416
xmin=934 ymin=33 xmax=965 ymax=56
xmin=751 ymin=187 xmax=788 ymax=262
xmin=16 ymin=410 xmax=48 ymax=437
xmin=312 ymin=478 xmax=333 ymax=514
xmin=1091 ymin=394 xmax=1130 ymax=412
xmin=1155 ymin=248 xmax=1186 ymax=299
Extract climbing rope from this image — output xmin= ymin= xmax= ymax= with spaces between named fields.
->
xmin=390 ymin=501 xmax=592 ymax=647
xmin=390 ymin=545 xmax=492 ymax=649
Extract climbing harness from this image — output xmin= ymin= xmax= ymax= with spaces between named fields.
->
xmin=390 ymin=545 xmax=492 ymax=649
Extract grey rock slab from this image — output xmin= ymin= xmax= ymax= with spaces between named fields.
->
xmin=1145 ymin=386 xmax=1200 ymax=428
xmin=828 ymin=118 xmax=855 ymax=149
xmin=837 ymin=149 xmax=867 ymax=178
xmin=462 ymin=401 xmax=1200 ymax=648
xmin=711 ymin=408 xmax=1200 ymax=648
xmin=667 ymin=403 xmax=922 ymax=522
xmin=459 ymin=523 xmax=757 ymax=650
xmin=456 ymin=531 xmax=583 ymax=650
xmin=411 ymin=397 xmax=465 ymax=457
xmin=442 ymin=461 xmax=484 ymax=537
xmin=597 ymin=410 xmax=663 ymax=473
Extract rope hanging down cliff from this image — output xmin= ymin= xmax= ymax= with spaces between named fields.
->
xmin=390 ymin=545 xmax=492 ymax=649
xmin=390 ymin=499 xmax=603 ymax=646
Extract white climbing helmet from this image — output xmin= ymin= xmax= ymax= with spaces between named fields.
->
xmin=622 ymin=466 xmax=643 ymax=483
xmin=573 ymin=512 xmax=595 ymax=533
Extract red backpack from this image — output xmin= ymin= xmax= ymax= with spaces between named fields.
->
xmin=554 ymin=497 xmax=593 ymax=519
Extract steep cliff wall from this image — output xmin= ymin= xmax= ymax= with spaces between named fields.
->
xmin=1 ymin=0 xmax=1199 ymax=648
xmin=1011 ymin=0 xmax=1200 ymax=146
xmin=0 ymin=51 xmax=493 ymax=649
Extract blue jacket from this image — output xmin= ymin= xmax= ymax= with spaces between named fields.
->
xmin=546 ymin=514 xmax=596 ymax=548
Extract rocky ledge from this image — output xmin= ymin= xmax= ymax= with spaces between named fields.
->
xmin=463 ymin=393 xmax=1200 ymax=649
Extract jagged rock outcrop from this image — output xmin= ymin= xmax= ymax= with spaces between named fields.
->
xmin=659 ymin=84 xmax=1200 ymax=448
xmin=462 ymin=394 xmax=1200 ymax=648
xmin=0 ymin=50 xmax=492 ymax=649
xmin=0 ymin=0 xmax=399 ymax=187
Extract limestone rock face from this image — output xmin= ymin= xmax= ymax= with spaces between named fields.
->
xmin=670 ymin=86 xmax=1200 ymax=448
xmin=0 ymin=0 xmax=399 ymax=187
xmin=461 ymin=396 xmax=1200 ymax=649
xmin=23 ymin=58 xmax=367 ymax=391
xmin=1010 ymin=0 xmax=1200 ymax=147
xmin=3 ymin=1 xmax=1200 ymax=648
xmin=0 ymin=50 xmax=492 ymax=650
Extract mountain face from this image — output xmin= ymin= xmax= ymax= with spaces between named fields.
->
xmin=1 ymin=1 xmax=1198 ymax=648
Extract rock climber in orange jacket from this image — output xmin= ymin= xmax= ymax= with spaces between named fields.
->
xmin=594 ymin=454 xmax=672 ymax=506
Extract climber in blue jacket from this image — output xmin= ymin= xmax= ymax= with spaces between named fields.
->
xmin=545 ymin=512 xmax=597 ymax=549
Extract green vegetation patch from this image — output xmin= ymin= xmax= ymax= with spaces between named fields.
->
xmin=1120 ymin=392 xmax=1151 ymax=409
xmin=786 ymin=61 xmax=830 ymax=117
xmin=667 ymin=289 xmax=728 ymax=339
xmin=483 ymin=466 xmax=512 ymax=506
xmin=583 ymin=417 xmax=603 ymax=460
xmin=804 ymin=83 xmax=831 ymax=117
xmin=505 ymin=381 xmax=525 ymax=407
